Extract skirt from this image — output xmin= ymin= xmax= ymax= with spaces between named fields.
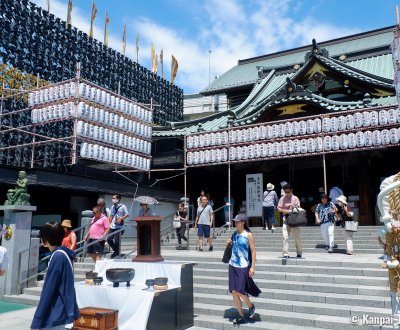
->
xmin=228 ymin=264 xmax=261 ymax=297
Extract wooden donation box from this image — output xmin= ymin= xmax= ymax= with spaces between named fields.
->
xmin=72 ymin=307 xmax=118 ymax=330
xmin=133 ymin=216 xmax=164 ymax=262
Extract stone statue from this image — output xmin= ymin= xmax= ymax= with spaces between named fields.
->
xmin=5 ymin=171 xmax=31 ymax=206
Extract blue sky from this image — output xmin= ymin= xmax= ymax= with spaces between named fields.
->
xmin=32 ymin=0 xmax=398 ymax=94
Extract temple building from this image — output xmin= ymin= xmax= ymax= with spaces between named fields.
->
xmin=153 ymin=26 xmax=400 ymax=225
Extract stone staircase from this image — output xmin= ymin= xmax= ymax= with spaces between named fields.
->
xmin=3 ymin=225 xmax=393 ymax=329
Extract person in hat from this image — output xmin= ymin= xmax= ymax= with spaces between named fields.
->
xmin=61 ymin=219 xmax=77 ymax=251
xmin=226 ymin=214 xmax=261 ymax=324
xmin=0 ymin=225 xmax=8 ymax=276
xmin=315 ymin=194 xmax=337 ymax=253
xmin=108 ymin=194 xmax=129 ymax=259
xmin=335 ymin=195 xmax=355 ymax=255
xmin=262 ymin=183 xmax=279 ymax=231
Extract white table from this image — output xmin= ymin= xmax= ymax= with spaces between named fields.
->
xmin=75 ymin=260 xmax=188 ymax=330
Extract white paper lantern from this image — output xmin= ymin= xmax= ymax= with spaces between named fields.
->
xmin=253 ymin=127 xmax=260 ymax=140
xmin=205 ymin=150 xmax=211 ymax=163
xmin=243 ymin=129 xmax=250 ymax=142
xmin=243 ymin=146 xmax=249 ymax=159
xmin=261 ymin=126 xmax=267 ymax=139
xmin=267 ymin=143 xmax=274 ymax=157
xmin=299 ymin=121 xmax=308 ymax=135
xmin=199 ymin=135 xmax=205 ymax=147
xmin=362 ymin=112 xmax=371 ymax=127
xmin=300 ymin=139 xmax=308 ymax=153
xmin=93 ymin=145 xmax=100 ymax=159
xmin=323 ymin=136 xmax=332 ymax=151
xmin=216 ymin=132 xmax=222 ymax=145
xmin=339 ymin=134 xmax=348 ymax=149
xmin=271 ymin=142 xmax=279 ymax=156
xmin=237 ymin=130 xmax=244 ymax=142
xmin=396 ymin=108 xmax=400 ymax=123
xmin=278 ymin=124 xmax=285 ymax=137
xmin=286 ymin=140 xmax=294 ymax=154
xmin=216 ymin=149 xmax=222 ymax=162
xmin=267 ymin=126 xmax=273 ymax=139
xmin=248 ymin=145 xmax=255 ymax=158
xmin=372 ymin=130 xmax=382 ymax=145
xmin=229 ymin=147 xmax=237 ymax=160
xmin=237 ymin=146 xmax=243 ymax=159
xmin=280 ymin=141 xmax=287 ymax=155
xmin=255 ymin=144 xmax=261 ymax=157
xmin=338 ymin=116 xmax=346 ymax=131
xmin=388 ymin=109 xmax=397 ymax=125
xmin=314 ymin=118 xmax=322 ymax=133
xmin=80 ymin=143 xmax=88 ymax=157
xmin=187 ymin=137 xmax=193 ymax=149
xmin=222 ymin=131 xmax=229 ymax=144
xmin=346 ymin=114 xmax=355 ymax=129
xmin=355 ymin=131 xmax=365 ymax=147
xmin=193 ymin=135 xmax=199 ymax=148
xmin=306 ymin=119 xmax=315 ymax=134
xmin=390 ymin=128 xmax=399 ymax=144
xmin=261 ymin=144 xmax=268 ymax=157
xmin=293 ymin=140 xmax=301 ymax=154
xmin=379 ymin=110 xmax=388 ymax=125
xmin=307 ymin=138 xmax=316 ymax=153
xmin=285 ymin=122 xmax=293 ymax=136
xmin=381 ymin=129 xmax=390 ymax=145
xmin=331 ymin=135 xmax=340 ymax=150
xmin=199 ymin=151 xmax=205 ymax=164
xmin=210 ymin=133 xmax=217 ymax=145
xmin=354 ymin=112 xmax=363 ymax=128
xmin=230 ymin=130 xmax=237 ymax=143
xmin=315 ymin=137 xmax=323 ymax=152
xmin=371 ymin=111 xmax=379 ymax=126
xmin=322 ymin=118 xmax=331 ymax=132
xmin=222 ymin=149 xmax=228 ymax=161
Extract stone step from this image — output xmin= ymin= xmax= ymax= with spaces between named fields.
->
xmin=3 ymin=294 xmax=39 ymax=306
xmin=193 ymin=303 xmax=389 ymax=329
xmin=194 ymin=292 xmax=389 ymax=319
xmin=193 ymin=276 xmax=388 ymax=296
xmin=186 ymin=260 xmax=386 ymax=277
xmin=193 ymin=314 xmax=329 ymax=330
xmin=192 ymin=269 xmax=387 ymax=286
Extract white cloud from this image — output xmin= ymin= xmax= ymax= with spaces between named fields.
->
xmin=31 ymin=0 xmax=360 ymax=94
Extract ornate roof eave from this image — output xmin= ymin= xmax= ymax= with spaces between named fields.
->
xmin=233 ymin=93 xmax=378 ymax=126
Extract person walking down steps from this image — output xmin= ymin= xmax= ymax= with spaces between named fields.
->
xmin=263 ymin=183 xmax=279 ymax=232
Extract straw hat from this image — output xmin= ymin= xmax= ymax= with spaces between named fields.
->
xmin=266 ymin=183 xmax=275 ymax=191
xmin=61 ymin=219 xmax=72 ymax=228
xmin=336 ymin=195 xmax=347 ymax=205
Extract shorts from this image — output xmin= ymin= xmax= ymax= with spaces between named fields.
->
xmin=197 ymin=224 xmax=210 ymax=238
xmin=87 ymin=238 xmax=105 ymax=255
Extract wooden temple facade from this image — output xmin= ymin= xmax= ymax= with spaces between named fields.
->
xmin=152 ymin=26 xmax=400 ymax=226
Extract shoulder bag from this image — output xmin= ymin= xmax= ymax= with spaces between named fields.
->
xmin=222 ymin=233 xmax=234 ymax=263
xmin=345 ymin=220 xmax=358 ymax=232
xmin=286 ymin=207 xmax=307 ymax=227
xmin=173 ymin=211 xmax=181 ymax=229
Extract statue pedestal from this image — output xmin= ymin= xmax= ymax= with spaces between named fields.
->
xmin=0 ymin=205 xmax=37 ymax=295
xmin=133 ymin=216 xmax=164 ymax=262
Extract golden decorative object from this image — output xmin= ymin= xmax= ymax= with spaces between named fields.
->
xmin=371 ymin=88 xmax=394 ymax=97
xmin=276 ymin=104 xmax=307 ymax=116
xmin=339 ymin=54 xmax=347 ymax=61
xmin=4 ymin=226 xmax=13 ymax=240
xmin=304 ymin=62 xmax=329 ymax=79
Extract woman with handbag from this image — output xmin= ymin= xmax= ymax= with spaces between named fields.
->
xmin=315 ymin=193 xmax=337 ymax=253
xmin=226 ymin=214 xmax=261 ymax=325
xmin=335 ymin=195 xmax=355 ymax=255
xmin=174 ymin=202 xmax=188 ymax=247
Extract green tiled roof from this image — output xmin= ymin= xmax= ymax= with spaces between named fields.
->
xmin=201 ymin=27 xmax=393 ymax=95
xmin=154 ymin=26 xmax=397 ymax=138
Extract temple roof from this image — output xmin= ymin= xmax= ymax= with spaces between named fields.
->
xmin=153 ymin=26 xmax=397 ymax=138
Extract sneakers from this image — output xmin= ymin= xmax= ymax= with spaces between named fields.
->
xmin=233 ymin=315 xmax=245 ymax=324
xmin=328 ymin=247 xmax=333 ymax=253
xmin=209 ymin=245 xmax=213 ymax=251
xmin=271 ymin=226 xmax=275 ymax=233
xmin=248 ymin=304 xmax=256 ymax=319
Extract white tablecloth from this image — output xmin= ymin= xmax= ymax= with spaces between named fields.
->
xmin=94 ymin=259 xmax=184 ymax=286
xmin=75 ymin=260 xmax=186 ymax=330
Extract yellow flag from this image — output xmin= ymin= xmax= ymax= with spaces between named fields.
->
xmin=160 ymin=49 xmax=164 ymax=79
xmin=171 ymin=55 xmax=178 ymax=84
xmin=104 ymin=12 xmax=110 ymax=46
xmin=122 ymin=24 xmax=126 ymax=56
xmin=136 ymin=32 xmax=139 ymax=63
xmin=66 ymin=0 xmax=72 ymax=29
xmin=89 ymin=0 xmax=97 ymax=38
xmin=151 ymin=43 xmax=156 ymax=73
xmin=154 ymin=54 xmax=158 ymax=74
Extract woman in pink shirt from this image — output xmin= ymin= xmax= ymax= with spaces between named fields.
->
xmin=277 ymin=184 xmax=303 ymax=259
xmin=84 ymin=206 xmax=110 ymax=263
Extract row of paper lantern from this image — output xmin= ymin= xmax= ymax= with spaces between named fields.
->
xmin=77 ymin=121 xmax=151 ymax=155
xmin=28 ymin=82 xmax=153 ymax=123
xmin=187 ymin=109 xmax=400 ymax=149
xmin=31 ymin=102 xmax=152 ymax=139
xmin=80 ymin=143 xmax=151 ymax=171
xmin=186 ymin=128 xmax=400 ymax=165
xmin=76 ymin=102 xmax=152 ymax=138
